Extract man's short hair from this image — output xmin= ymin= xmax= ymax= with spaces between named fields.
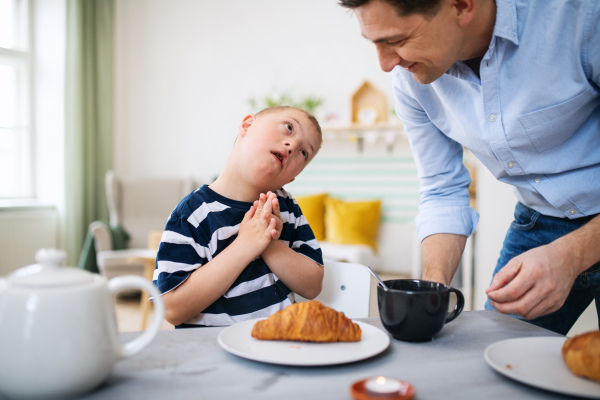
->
xmin=339 ymin=0 xmax=442 ymax=18
xmin=256 ymin=106 xmax=323 ymax=144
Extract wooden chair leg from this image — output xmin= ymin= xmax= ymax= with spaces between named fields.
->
xmin=139 ymin=258 xmax=156 ymax=331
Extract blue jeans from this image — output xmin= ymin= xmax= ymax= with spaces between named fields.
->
xmin=484 ymin=202 xmax=600 ymax=335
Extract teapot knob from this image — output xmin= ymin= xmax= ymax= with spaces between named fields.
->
xmin=35 ymin=248 xmax=67 ymax=268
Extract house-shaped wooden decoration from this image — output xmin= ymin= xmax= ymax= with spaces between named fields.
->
xmin=351 ymin=80 xmax=388 ymax=125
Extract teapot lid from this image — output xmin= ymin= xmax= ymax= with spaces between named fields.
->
xmin=8 ymin=248 xmax=95 ymax=288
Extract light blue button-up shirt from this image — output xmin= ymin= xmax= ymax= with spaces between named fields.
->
xmin=392 ymin=0 xmax=600 ymax=241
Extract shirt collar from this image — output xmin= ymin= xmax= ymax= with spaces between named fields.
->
xmin=444 ymin=0 xmax=518 ymax=78
xmin=491 ymin=0 xmax=519 ymax=45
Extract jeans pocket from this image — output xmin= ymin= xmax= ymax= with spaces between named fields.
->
xmin=581 ymin=261 xmax=600 ymax=277
xmin=510 ymin=203 xmax=541 ymax=231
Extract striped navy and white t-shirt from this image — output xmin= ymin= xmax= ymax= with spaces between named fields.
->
xmin=153 ymin=184 xmax=323 ymax=327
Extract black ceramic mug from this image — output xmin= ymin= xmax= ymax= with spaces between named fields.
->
xmin=377 ymin=279 xmax=464 ymax=342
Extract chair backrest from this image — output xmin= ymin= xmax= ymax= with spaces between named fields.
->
xmin=298 ymin=260 xmax=371 ymax=318
xmin=105 ymin=171 xmax=197 ymax=248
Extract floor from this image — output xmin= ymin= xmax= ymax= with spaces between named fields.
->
xmin=114 ymin=276 xmax=598 ymax=337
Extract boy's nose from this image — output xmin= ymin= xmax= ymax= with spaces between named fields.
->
xmin=285 ymin=142 xmax=293 ymax=154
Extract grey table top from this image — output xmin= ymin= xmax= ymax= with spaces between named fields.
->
xmin=78 ymin=311 xmax=573 ymax=400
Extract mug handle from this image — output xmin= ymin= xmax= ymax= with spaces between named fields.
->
xmin=445 ymin=287 xmax=464 ymax=323
xmin=108 ymin=275 xmax=165 ymax=359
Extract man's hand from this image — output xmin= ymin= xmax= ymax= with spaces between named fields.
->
xmin=486 ymin=242 xmax=578 ymax=320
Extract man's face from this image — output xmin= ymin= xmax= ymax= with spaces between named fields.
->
xmin=239 ymin=109 xmax=321 ymax=191
xmin=355 ymin=0 xmax=464 ymax=84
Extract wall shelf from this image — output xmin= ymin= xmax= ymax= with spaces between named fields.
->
xmin=322 ymin=122 xmax=404 ymax=134
xmin=321 ymin=123 xmax=405 ymax=153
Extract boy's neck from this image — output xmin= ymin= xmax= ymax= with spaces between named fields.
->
xmin=209 ymin=174 xmax=262 ymax=203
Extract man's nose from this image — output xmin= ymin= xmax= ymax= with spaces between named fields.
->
xmin=376 ymin=44 xmax=401 ymax=73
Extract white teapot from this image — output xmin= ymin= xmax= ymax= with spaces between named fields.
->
xmin=0 ymin=249 xmax=165 ymax=399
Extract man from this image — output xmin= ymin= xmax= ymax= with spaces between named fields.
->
xmin=339 ymin=0 xmax=600 ymax=334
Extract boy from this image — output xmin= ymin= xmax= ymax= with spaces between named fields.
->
xmin=154 ymin=106 xmax=325 ymax=328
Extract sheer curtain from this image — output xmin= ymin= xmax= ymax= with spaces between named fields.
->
xmin=64 ymin=0 xmax=114 ymax=265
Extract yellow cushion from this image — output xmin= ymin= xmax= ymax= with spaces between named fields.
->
xmin=295 ymin=193 xmax=327 ymax=241
xmin=324 ymin=197 xmax=382 ymax=252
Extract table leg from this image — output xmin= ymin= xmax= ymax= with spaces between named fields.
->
xmin=140 ymin=258 xmax=156 ymax=331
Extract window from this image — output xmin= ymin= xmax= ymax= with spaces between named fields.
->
xmin=0 ymin=0 xmax=32 ymax=198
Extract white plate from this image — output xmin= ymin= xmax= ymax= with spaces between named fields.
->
xmin=484 ymin=337 xmax=600 ymax=398
xmin=218 ymin=319 xmax=390 ymax=366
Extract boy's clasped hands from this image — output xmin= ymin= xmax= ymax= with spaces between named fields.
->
xmin=239 ymin=191 xmax=283 ymax=257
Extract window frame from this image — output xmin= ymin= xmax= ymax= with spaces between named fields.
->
xmin=0 ymin=0 xmax=34 ymax=199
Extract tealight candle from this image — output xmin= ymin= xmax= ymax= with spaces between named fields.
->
xmin=365 ymin=376 xmax=401 ymax=396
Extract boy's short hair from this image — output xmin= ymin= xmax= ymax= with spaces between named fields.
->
xmin=256 ymin=106 xmax=323 ymax=145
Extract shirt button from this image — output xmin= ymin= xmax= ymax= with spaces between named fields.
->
xmin=569 ymin=209 xmax=576 ymax=215
xmin=507 ymin=161 xmax=515 ymax=169
xmin=534 ymin=177 xmax=541 ymax=183
xmin=489 ymin=114 xmax=497 ymax=122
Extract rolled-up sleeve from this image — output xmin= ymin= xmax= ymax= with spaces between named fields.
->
xmin=392 ymin=70 xmax=479 ymax=242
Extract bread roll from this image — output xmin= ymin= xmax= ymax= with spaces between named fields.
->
xmin=562 ymin=330 xmax=600 ymax=382
xmin=251 ymin=300 xmax=361 ymax=342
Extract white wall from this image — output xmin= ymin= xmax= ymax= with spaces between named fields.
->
xmin=114 ymin=0 xmax=393 ymax=182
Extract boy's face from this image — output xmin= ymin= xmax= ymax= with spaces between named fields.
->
xmin=238 ymin=109 xmax=321 ymax=191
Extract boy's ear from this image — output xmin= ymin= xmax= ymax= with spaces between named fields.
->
xmin=238 ymin=114 xmax=256 ymax=137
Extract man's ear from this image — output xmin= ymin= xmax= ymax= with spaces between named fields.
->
xmin=238 ymin=114 xmax=256 ymax=137
xmin=453 ymin=0 xmax=476 ymax=26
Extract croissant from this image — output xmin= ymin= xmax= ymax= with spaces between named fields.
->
xmin=562 ymin=330 xmax=600 ymax=382
xmin=251 ymin=300 xmax=362 ymax=342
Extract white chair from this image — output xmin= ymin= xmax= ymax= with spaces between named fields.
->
xmin=297 ymin=260 xmax=371 ymax=318
xmin=320 ymin=242 xmax=382 ymax=270
xmin=90 ymin=170 xmax=196 ymax=280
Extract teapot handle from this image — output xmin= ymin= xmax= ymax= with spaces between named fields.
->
xmin=108 ymin=276 xmax=165 ymax=359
